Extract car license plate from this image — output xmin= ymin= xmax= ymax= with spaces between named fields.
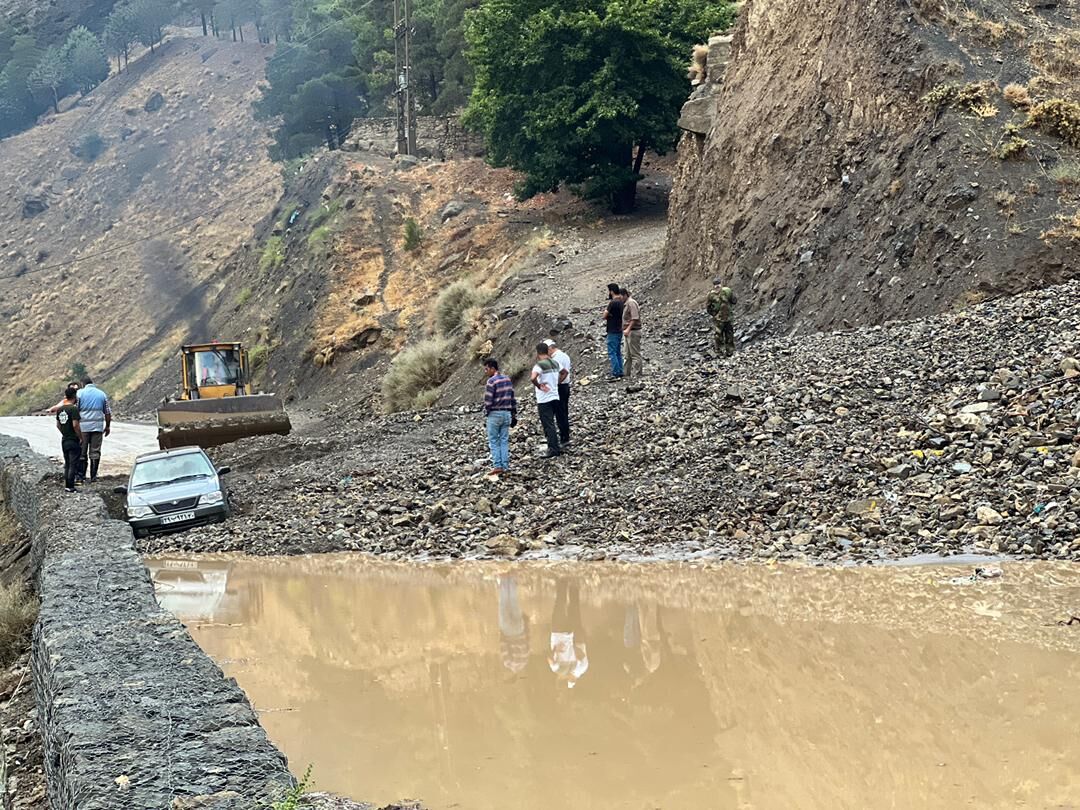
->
xmin=161 ymin=511 xmax=196 ymax=525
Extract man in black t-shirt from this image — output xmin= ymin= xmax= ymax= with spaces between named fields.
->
xmin=604 ymin=282 xmax=625 ymax=380
xmin=55 ymin=386 xmax=82 ymax=493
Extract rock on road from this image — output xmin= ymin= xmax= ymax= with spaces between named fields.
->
xmin=0 ymin=416 xmax=159 ymax=474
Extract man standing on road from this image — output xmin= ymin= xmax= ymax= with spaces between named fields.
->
xmin=622 ymin=288 xmax=643 ymax=393
xmin=545 ymin=336 xmax=573 ymax=448
xmin=706 ymin=279 xmax=738 ymax=357
xmin=55 ymin=386 xmax=82 ymax=493
xmin=75 ymin=376 xmax=111 ymax=483
xmin=482 ymin=358 xmax=517 ymax=476
xmin=604 ymin=284 xmax=625 ymax=380
xmin=531 ymin=342 xmax=563 ymax=458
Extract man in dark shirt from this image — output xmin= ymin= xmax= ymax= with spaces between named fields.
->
xmin=483 ymin=358 xmax=517 ymax=475
xmin=55 ymin=386 xmax=82 ymax=493
xmin=604 ymin=283 xmax=625 ymax=380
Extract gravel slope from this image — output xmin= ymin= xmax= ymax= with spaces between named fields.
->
xmin=139 ymin=279 xmax=1080 ymax=563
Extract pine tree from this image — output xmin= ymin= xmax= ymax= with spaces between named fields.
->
xmin=105 ymin=3 xmax=138 ymax=70
xmin=64 ymin=27 xmax=110 ymax=94
xmin=28 ymin=45 xmax=68 ymax=113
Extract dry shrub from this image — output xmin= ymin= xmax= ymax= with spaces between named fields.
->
xmin=997 ymin=136 xmax=1030 ymax=159
xmin=435 ymin=280 xmax=491 ymax=335
xmin=381 ymin=337 xmax=453 ymax=413
xmin=1042 ymin=210 xmax=1080 ymax=240
xmin=994 ymin=190 xmax=1017 ymax=209
xmin=0 ymin=583 xmax=37 ymax=667
xmin=1003 ymin=83 xmax=1031 ymax=108
xmin=688 ymin=44 xmax=709 ymax=82
xmin=1032 ymin=33 xmax=1080 ymax=80
xmin=1025 ymin=99 xmax=1080 ymax=147
xmin=921 ymin=81 xmax=998 ymax=115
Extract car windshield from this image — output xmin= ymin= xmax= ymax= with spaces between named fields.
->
xmin=131 ymin=454 xmax=214 ymax=489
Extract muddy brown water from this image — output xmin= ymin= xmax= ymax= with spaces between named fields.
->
xmin=146 ymin=555 xmax=1080 ymax=809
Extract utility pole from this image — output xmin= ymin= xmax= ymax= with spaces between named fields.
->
xmin=393 ymin=0 xmax=417 ymax=156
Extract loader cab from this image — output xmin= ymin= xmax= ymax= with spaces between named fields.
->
xmin=182 ymin=343 xmax=250 ymax=400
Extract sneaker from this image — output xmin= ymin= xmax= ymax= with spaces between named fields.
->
xmin=65 ymin=487 xmax=76 ymax=494
xmin=487 ymin=468 xmax=504 ymax=477
xmin=542 ymin=450 xmax=562 ymax=459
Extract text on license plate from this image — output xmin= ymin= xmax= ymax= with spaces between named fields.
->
xmin=161 ymin=511 xmax=196 ymax=525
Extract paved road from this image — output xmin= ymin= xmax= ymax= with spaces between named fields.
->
xmin=0 ymin=416 xmax=159 ymax=474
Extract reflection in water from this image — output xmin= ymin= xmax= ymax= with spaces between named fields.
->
xmin=147 ymin=556 xmax=1080 ymax=810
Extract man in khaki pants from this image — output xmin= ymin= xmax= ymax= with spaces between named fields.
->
xmin=621 ymin=287 xmax=642 ymax=393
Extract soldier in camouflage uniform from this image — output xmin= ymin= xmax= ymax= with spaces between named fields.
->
xmin=706 ymin=279 xmax=737 ymax=357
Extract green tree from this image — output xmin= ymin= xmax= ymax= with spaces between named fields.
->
xmin=105 ymin=2 xmax=139 ymax=70
xmin=257 ymin=0 xmax=292 ymax=43
xmin=187 ymin=0 xmax=217 ymax=35
xmin=64 ymin=27 xmax=110 ymax=94
xmin=0 ymin=35 xmax=43 ymax=135
xmin=28 ymin=45 xmax=68 ymax=113
xmin=131 ymin=0 xmax=174 ymax=53
xmin=255 ymin=19 xmax=366 ymax=157
xmin=465 ymin=0 xmax=733 ymax=213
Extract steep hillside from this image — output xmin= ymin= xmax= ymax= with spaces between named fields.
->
xmin=666 ymin=0 xmax=1080 ymax=338
xmin=0 ymin=0 xmax=115 ymax=42
xmin=121 ymin=150 xmax=672 ymax=417
xmin=0 ymin=34 xmax=281 ymax=412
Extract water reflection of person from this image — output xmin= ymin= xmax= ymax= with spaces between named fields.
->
xmin=549 ymin=579 xmax=589 ymax=689
xmin=498 ymin=576 xmax=530 ymax=674
xmin=623 ymin=602 xmax=666 ymax=688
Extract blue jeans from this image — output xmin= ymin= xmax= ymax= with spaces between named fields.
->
xmin=606 ymin=333 xmax=624 ymax=377
xmin=486 ymin=410 xmax=512 ymax=470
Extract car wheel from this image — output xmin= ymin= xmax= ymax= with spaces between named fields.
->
xmin=133 ymin=528 xmax=149 ymax=539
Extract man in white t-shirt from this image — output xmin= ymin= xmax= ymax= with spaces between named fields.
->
xmin=530 ymin=342 xmax=562 ymax=458
xmin=544 ymin=336 xmax=572 ymax=447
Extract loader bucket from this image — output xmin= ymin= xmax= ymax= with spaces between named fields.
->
xmin=157 ymin=394 xmax=292 ymax=450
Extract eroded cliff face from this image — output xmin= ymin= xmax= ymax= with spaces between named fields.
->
xmin=665 ymin=0 xmax=1080 ymax=338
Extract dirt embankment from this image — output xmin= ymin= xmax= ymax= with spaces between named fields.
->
xmin=0 ymin=34 xmax=281 ymax=414
xmin=666 ymin=0 xmax=1080 ymax=339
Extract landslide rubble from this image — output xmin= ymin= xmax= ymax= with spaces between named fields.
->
xmin=140 ymin=278 xmax=1080 ymax=563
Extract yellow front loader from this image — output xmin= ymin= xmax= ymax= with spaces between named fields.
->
xmin=157 ymin=342 xmax=291 ymax=450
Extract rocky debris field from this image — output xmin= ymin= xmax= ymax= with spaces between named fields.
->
xmin=139 ymin=279 xmax=1080 ymax=564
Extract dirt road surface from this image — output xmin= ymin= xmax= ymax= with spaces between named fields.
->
xmin=0 ymin=417 xmax=159 ymax=474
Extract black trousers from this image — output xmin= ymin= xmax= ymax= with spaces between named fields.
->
xmin=62 ymin=439 xmax=81 ymax=490
xmin=537 ymin=401 xmax=561 ymax=455
xmin=556 ymin=383 xmax=571 ymax=443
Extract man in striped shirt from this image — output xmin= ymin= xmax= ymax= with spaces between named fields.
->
xmin=483 ymin=358 xmax=517 ymax=475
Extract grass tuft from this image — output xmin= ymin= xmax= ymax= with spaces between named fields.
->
xmin=260 ymin=236 xmax=285 ymax=272
xmin=0 ymin=582 xmax=37 ymax=668
xmin=381 ymin=337 xmax=454 ymax=413
xmin=435 ymin=280 xmax=491 ymax=335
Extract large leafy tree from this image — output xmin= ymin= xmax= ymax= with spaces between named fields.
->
xmin=465 ymin=0 xmax=733 ymax=213
xmin=255 ymin=19 xmax=367 ymax=158
xmin=65 ymin=27 xmax=110 ymax=94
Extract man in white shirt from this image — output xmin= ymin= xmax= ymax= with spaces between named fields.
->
xmin=530 ymin=342 xmax=562 ymax=458
xmin=544 ymin=336 xmax=572 ymax=447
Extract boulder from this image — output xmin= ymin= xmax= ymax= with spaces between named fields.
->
xmin=144 ymin=92 xmax=165 ymax=113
